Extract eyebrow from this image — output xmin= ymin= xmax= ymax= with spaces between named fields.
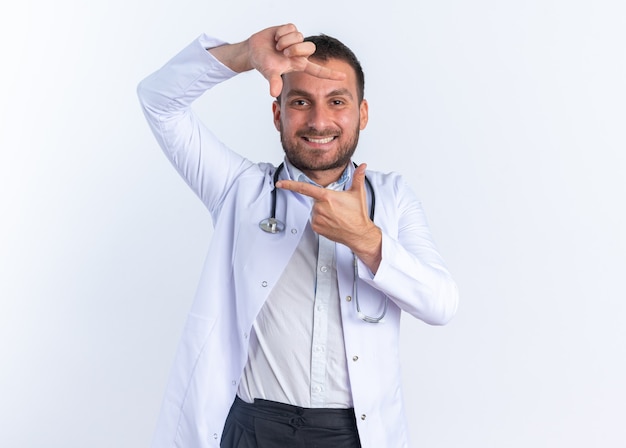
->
xmin=285 ymin=88 xmax=354 ymax=100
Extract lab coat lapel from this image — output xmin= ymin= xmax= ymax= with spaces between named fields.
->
xmin=233 ymin=188 xmax=312 ymax=328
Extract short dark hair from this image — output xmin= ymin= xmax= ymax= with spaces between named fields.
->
xmin=276 ymin=34 xmax=365 ymax=102
xmin=304 ymin=34 xmax=365 ymax=102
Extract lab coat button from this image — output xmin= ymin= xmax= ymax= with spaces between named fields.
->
xmin=346 ymin=296 xmax=352 ymax=302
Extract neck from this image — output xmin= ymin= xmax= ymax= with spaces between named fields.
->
xmin=300 ymin=165 xmax=348 ymax=187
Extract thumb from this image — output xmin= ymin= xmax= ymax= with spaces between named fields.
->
xmin=269 ymin=74 xmax=283 ymax=98
xmin=350 ymin=163 xmax=367 ymax=192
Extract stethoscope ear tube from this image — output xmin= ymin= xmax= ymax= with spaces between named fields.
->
xmin=363 ymin=173 xmax=375 ymax=222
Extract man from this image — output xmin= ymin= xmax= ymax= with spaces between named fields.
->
xmin=138 ymin=23 xmax=458 ymax=448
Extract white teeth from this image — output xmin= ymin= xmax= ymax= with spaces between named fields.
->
xmin=307 ymin=136 xmax=334 ymax=144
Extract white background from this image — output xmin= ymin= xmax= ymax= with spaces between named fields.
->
xmin=1 ymin=0 xmax=625 ymax=447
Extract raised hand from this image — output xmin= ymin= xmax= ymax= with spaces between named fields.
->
xmin=276 ymin=163 xmax=382 ymax=273
xmin=209 ymin=23 xmax=346 ymax=97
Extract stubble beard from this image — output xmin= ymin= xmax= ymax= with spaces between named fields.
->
xmin=280 ymin=126 xmax=360 ymax=173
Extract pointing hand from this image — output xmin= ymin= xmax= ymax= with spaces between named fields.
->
xmin=276 ymin=163 xmax=382 ymax=273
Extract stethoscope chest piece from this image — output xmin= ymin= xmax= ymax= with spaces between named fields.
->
xmin=259 ymin=163 xmax=287 ymax=234
xmin=259 ymin=217 xmax=285 ymax=234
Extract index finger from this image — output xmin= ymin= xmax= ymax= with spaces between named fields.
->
xmin=303 ymin=59 xmax=347 ymax=81
xmin=276 ymin=180 xmax=327 ymax=200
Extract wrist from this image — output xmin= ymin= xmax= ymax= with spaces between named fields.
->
xmin=353 ymin=225 xmax=382 ymax=274
xmin=208 ymin=40 xmax=253 ymax=73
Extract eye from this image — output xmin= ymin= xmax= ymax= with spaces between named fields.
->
xmin=331 ymin=99 xmax=346 ymax=106
xmin=291 ymin=99 xmax=309 ymax=107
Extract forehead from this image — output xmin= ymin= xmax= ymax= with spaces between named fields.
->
xmin=281 ymin=58 xmax=359 ymax=98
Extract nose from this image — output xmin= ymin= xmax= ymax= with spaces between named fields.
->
xmin=306 ymin=104 xmax=331 ymax=130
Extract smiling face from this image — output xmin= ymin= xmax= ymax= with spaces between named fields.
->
xmin=272 ymin=57 xmax=369 ymax=187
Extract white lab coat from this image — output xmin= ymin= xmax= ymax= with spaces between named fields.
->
xmin=137 ymin=34 xmax=458 ymax=448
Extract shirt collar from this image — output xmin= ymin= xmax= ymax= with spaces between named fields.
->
xmin=283 ymin=157 xmax=353 ymax=192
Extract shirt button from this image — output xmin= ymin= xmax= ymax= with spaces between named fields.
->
xmin=213 ymin=433 xmax=218 ymax=440
xmin=291 ymin=228 xmax=298 ymax=234
xmin=261 ymin=281 xmax=268 ymax=287
xmin=244 ymin=332 xmax=248 ymax=339
xmin=317 ymin=305 xmax=324 ymax=311
xmin=361 ymin=414 xmax=367 ymax=420
xmin=320 ymin=266 xmax=328 ymax=273
xmin=346 ymin=296 xmax=352 ymax=302
xmin=352 ymin=356 xmax=359 ymax=362
xmin=231 ymin=380 xmax=236 ymax=386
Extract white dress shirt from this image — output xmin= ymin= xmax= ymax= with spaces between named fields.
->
xmin=237 ymin=160 xmax=354 ymax=408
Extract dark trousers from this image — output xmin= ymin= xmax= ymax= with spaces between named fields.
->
xmin=221 ymin=396 xmax=362 ymax=448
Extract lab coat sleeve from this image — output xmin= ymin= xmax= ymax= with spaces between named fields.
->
xmin=136 ymin=34 xmax=254 ymax=213
xmin=358 ymin=174 xmax=459 ymax=325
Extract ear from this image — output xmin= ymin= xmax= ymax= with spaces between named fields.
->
xmin=359 ymin=99 xmax=369 ymax=130
xmin=272 ymin=100 xmax=281 ymax=132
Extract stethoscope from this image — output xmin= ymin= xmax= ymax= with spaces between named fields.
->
xmin=259 ymin=162 xmax=388 ymax=323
